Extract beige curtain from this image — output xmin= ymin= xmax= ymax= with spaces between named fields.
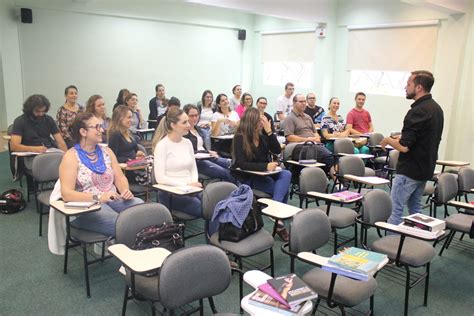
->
xmin=445 ymin=8 xmax=473 ymax=165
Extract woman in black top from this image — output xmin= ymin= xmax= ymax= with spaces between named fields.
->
xmin=232 ymin=108 xmax=291 ymax=203
xmin=108 ymin=105 xmax=146 ymax=183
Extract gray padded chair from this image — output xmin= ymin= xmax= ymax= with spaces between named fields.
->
xmin=430 ymin=173 xmax=458 ymax=218
xmin=368 ymin=133 xmax=387 ymax=166
xmin=300 ymin=167 xmax=359 ymax=254
xmin=31 ymin=152 xmax=63 ymax=236
xmin=359 ymin=189 xmax=436 ymax=316
xmin=202 ymin=182 xmax=274 ymax=313
xmin=115 ymin=203 xmax=232 ymax=316
xmin=457 ymin=167 xmax=474 ymax=204
xmin=287 ymin=208 xmax=378 ymax=315
xmin=384 ymin=149 xmax=399 ymax=187
xmin=431 ymin=173 xmax=474 ymax=255
xmin=334 ymin=138 xmax=354 ymax=155
xmin=335 ymin=155 xmax=375 ymax=193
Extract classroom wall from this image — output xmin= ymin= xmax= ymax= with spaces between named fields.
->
xmin=0 ymin=0 xmax=23 ymax=131
xmin=2 ymin=0 xmax=256 ymax=122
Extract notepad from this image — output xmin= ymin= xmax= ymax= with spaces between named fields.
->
xmin=64 ymin=201 xmax=98 ymax=208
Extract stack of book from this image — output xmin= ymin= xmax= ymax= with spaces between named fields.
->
xmin=325 ymin=247 xmax=389 ymax=281
xmin=248 ymin=273 xmax=317 ymax=315
xmin=331 ymin=190 xmax=362 ymax=201
xmin=397 ymin=213 xmax=446 ymax=238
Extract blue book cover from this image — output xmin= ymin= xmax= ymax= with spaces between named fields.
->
xmin=328 ymin=247 xmax=387 ymax=274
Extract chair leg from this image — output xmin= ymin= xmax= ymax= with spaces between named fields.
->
xmin=404 ymin=266 xmax=410 ymax=316
xmin=270 ymin=248 xmax=275 ymax=277
xmin=370 ymin=294 xmax=375 ymax=315
xmin=439 ymin=231 xmax=455 ymax=256
xmin=333 ymin=229 xmax=338 ymax=254
xmin=122 ymin=285 xmax=129 ymax=316
xmin=238 ymin=258 xmax=244 ymax=314
xmin=39 ymin=203 xmax=43 ymax=236
xmin=354 ymin=222 xmax=358 ymax=248
xmin=339 ymin=305 xmax=346 ymax=316
xmin=446 ymin=231 xmax=457 ymax=249
xmin=208 ymin=297 xmax=217 ymax=314
xmin=311 ymin=298 xmax=320 ymax=315
xmin=424 ymin=263 xmax=430 ymax=306
xmin=64 ymin=239 xmax=70 ymax=274
xmin=199 ymin=298 xmax=204 ymax=316
xmin=151 ymin=304 xmax=157 ymax=316
xmin=82 ymin=243 xmax=91 ymax=298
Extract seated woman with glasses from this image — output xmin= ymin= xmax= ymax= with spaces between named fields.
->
xmin=183 ymin=104 xmax=236 ymax=183
xmin=152 ymin=107 xmax=202 ymax=218
xmin=59 ymin=112 xmax=143 ymax=237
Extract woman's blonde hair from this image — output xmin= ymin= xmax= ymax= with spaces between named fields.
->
xmin=152 ymin=107 xmax=185 ymax=151
xmin=109 ymin=105 xmax=132 ymax=141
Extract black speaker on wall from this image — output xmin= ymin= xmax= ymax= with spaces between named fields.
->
xmin=238 ymin=29 xmax=246 ymax=41
xmin=21 ymin=8 xmax=33 ymax=24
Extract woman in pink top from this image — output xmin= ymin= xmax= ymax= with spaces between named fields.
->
xmin=59 ymin=112 xmax=142 ymax=237
xmin=235 ymin=92 xmax=253 ymax=119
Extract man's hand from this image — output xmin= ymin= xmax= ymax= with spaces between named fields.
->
xmin=380 ymin=137 xmax=391 ymax=150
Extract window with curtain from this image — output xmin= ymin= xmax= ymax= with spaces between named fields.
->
xmin=347 ymin=24 xmax=439 ymax=96
xmin=261 ymin=31 xmax=316 ymax=88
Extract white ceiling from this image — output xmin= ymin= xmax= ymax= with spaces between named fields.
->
xmin=185 ymin=0 xmax=469 ymax=21
xmin=184 ymin=0 xmax=333 ymax=22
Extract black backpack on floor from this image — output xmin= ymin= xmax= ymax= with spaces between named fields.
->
xmin=0 ymin=189 xmax=26 ymax=214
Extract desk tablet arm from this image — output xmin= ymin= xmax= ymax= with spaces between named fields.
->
xmin=108 ymin=244 xmax=171 ymax=276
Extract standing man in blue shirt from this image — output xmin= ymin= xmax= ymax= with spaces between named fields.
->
xmin=380 ymin=70 xmax=444 ymax=224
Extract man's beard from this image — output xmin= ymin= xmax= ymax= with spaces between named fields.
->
xmin=406 ymin=91 xmax=415 ymax=100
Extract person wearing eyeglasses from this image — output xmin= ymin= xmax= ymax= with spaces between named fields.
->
xmin=183 ymin=104 xmax=235 ymax=183
xmin=304 ymin=93 xmax=325 ymax=128
xmin=256 ymin=96 xmax=275 ymax=132
xmin=59 ymin=112 xmax=143 ymax=237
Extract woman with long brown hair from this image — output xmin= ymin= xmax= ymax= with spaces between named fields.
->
xmin=152 ymin=107 xmax=202 ymax=217
xmin=85 ymin=94 xmax=110 ymax=143
xmin=232 ymin=107 xmax=291 ymax=233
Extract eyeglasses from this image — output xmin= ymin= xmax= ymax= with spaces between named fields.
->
xmin=307 ymin=97 xmax=316 ymax=100
xmin=85 ymin=124 xmax=103 ymax=131
xmin=258 ymin=102 xmax=267 ymax=105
